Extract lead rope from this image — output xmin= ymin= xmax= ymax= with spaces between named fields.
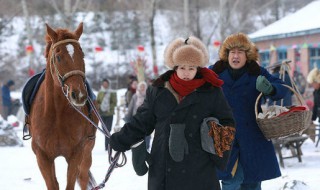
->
xmin=62 ymin=88 xmax=127 ymax=189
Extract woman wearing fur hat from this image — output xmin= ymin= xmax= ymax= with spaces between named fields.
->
xmin=307 ymin=67 xmax=320 ymax=121
xmin=209 ymin=33 xmax=289 ymax=190
xmin=110 ymin=36 xmax=235 ymax=190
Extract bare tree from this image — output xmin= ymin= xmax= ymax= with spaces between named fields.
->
xmin=148 ymin=0 xmax=159 ymax=77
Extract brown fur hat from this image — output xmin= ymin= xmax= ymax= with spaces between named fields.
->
xmin=219 ymin=33 xmax=259 ymax=62
xmin=164 ymin=36 xmax=209 ymax=69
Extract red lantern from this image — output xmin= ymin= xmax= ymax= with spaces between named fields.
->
xmin=153 ymin=65 xmax=158 ymax=76
xmin=95 ymin=46 xmax=103 ymax=52
xmin=29 ymin=68 xmax=35 ymax=77
xmin=26 ymin=45 xmax=34 ymax=53
xmin=213 ymin=40 xmax=221 ymax=47
xmin=137 ymin=45 xmax=145 ymax=52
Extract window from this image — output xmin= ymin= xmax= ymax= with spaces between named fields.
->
xmin=259 ymin=51 xmax=270 ymax=67
xmin=309 ymin=48 xmax=320 ymax=69
xmin=277 ymin=50 xmax=287 ymax=63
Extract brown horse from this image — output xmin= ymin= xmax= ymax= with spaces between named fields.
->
xmin=29 ymin=22 xmax=97 ymax=190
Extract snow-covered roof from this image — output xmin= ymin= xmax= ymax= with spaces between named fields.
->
xmin=249 ymin=0 xmax=320 ymax=42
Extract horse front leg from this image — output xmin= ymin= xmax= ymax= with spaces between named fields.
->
xmin=78 ymin=139 xmax=96 ymax=189
xmin=33 ymin=144 xmax=59 ymax=190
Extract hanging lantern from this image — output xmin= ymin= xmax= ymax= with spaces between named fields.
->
xmin=213 ymin=40 xmax=221 ymax=47
xmin=28 ymin=68 xmax=35 ymax=77
xmin=137 ymin=45 xmax=145 ymax=52
xmin=95 ymin=46 xmax=103 ymax=52
xmin=302 ymin=43 xmax=309 ymax=49
xmin=26 ymin=45 xmax=34 ymax=54
xmin=153 ymin=65 xmax=158 ymax=76
xmin=270 ymin=45 xmax=276 ymax=51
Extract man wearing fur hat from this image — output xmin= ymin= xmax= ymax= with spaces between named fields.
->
xmin=209 ymin=33 xmax=289 ymax=190
xmin=110 ymin=36 xmax=235 ymax=190
xmin=307 ymin=67 xmax=320 ymax=121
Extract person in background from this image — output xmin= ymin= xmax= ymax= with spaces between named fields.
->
xmin=307 ymin=67 xmax=320 ymax=121
xmin=1 ymin=80 xmax=15 ymax=120
xmin=96 ymin=78 xmax=117 ymax=151
xmin=209 ymin=33 xmax=288 ymax=190
xmin=110 ymin=36 xmax=235 ymax=190
xmin=125 ymin=77 xmax=138 ymax=107
xmin=124 ymin=81 xmax=152 ymax=150
xmin=268 ymin=64 xmax=293 ymax=106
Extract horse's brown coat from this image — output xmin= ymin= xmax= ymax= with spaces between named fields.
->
xmin=29 ymin=23 xmax=97 ymax=190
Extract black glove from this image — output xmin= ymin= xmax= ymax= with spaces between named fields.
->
xmin=110 ymin=133 xmax=128 ymax=152
xmin=169 ymin=124 xmax=189 ymax=162
xmin=131 ymin=141 xmax=149 ymax=176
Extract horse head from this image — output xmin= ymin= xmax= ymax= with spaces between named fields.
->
xmin=45 ymin=22 xmax=88 ymax=107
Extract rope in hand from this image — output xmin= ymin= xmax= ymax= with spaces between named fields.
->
xmin=65 ymin=90 xmax=127 ymax=190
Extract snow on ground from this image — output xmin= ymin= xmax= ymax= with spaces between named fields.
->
xmin=1 ymin=92 xmax=320 ymax=189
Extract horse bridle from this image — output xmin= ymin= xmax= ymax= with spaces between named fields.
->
xmin=49 ymin=39 xmax=86 ymax=89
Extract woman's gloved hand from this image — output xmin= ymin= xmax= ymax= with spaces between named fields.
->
xmin=131 ymin=141 xmax=150 ymax=176
xmin=256 ymin=75 xmax=274 ymax=95
xmin=169 ymin=124 xmax=189 ymax=162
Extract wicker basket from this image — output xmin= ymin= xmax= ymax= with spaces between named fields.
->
xmin=255 ymin=84 xmax=312 ymax=140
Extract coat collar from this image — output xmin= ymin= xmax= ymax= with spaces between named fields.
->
xmin=211 ymin=60 xmax=260 ymax=76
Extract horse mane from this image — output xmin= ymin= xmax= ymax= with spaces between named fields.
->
xmin=44 ymin=28 xmax=79 ymax=59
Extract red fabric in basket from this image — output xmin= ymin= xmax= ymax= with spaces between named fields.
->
xmin=278 ymin=106 xmax=307 ymax=117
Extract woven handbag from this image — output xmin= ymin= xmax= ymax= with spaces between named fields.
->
xmin=255 ymin=84 xmax=312 ymax=140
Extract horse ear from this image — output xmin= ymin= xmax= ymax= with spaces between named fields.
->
xmin=46 ymin=23 xmax=57 ymax=42
xmin=74 ymin=22 xmax=83 ymax=40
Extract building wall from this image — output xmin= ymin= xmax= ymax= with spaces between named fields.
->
xmin=253 ymin=33 xmax=320 ymax=77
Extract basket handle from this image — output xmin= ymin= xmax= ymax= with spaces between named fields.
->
xmin=254 ymin=84 xmax=306 ymax=118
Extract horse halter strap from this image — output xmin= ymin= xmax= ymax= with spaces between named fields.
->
xmin=49 ymin=39 xmax=85 ymax=86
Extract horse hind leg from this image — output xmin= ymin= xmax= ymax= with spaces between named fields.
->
xmin=65 ymin=148 xmax=91 ymax=190
xmin=65 ymin=158 xmax=80 ymax=190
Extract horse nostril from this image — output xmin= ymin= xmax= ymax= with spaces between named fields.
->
xmin=71 ymin=91 xmax=77 ymax=100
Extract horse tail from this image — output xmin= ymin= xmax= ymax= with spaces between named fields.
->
xmin=88 ymin=170 xmax=97 ymax=188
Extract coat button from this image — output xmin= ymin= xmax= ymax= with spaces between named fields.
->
xmin=181 ymin=169 xmax=186 ymax=173
xmin=172 ymin=112 xmax=176 ymax=116
xmin=193 ymin=115 xmax=197 ymax=119
xmin=189 ymin=133 xmax=193 ymax=137
xmin=167 ymin=168 xmax=171 ymax=172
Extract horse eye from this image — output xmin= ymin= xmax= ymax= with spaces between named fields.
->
xmin=56 ymin=55 xmax=61 ymax=62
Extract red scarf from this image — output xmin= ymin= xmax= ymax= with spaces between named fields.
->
xmin=169 ymin=68 xmax=223 ymax=98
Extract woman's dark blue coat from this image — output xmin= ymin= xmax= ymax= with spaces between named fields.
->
xmin=111 ymin=70 xmax=235 ymax=190
xmin=210 ymin=61 xmax=288 ymax=183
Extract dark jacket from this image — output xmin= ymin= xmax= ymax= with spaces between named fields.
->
xmin=111 ymin=70 xmax=235 ymax=190
xmin=312 ymin=89 xmax=320 ymax=121
xmin=1 ymin=84 xmax=12 ymax=107
xmin=210 ymin=61 xmax=288 ymax=183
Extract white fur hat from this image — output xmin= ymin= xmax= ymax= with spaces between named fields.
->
xmin=307 ymin=68 xmax=320 ymax=83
